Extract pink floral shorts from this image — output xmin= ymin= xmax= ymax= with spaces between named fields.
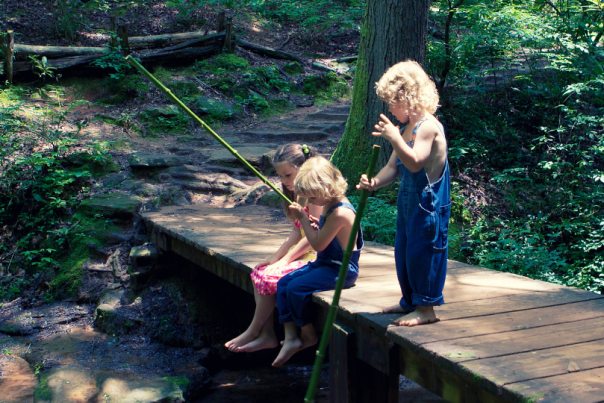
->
xmin=251 ymin=250 xmax=317 ymax=295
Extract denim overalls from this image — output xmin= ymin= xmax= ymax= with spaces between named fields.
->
xmin=395 ymin=118 xmax=451 ymax=312
xmin=277 ymin=202 xmax=364 ymax=327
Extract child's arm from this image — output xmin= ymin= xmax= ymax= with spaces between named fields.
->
xmin=357 ymin=151 xmax=398 ymax=191
xmin=270 ymin=203 xmax=321 ymax=265
xmin=290 ymin=203 xmax=354 ymax=252
xmin=373 ymin=114 xmax=436 ymax=172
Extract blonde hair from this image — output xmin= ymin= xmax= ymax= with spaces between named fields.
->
xmin=375 ymin=61 xmax=439 ymax=114
xmin=294 ymin=156 xmax=347 ymax=199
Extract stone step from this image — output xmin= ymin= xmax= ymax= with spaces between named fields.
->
xmin=305 ymin=112 xmax=349 ymax=122
xmin=206 ymin=146 xmax=275 ymax=167
xmin=270 ymin=120 xmax=344 ymax=133
xmin=323 ymin=105 xmax=351 ymax=113
xmin=129 ymin=152 xmax=193 ymax=168
xmin=238 ymin=130 xmax=330 ymax=141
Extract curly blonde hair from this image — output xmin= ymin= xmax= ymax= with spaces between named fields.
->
xmin=375 ymin=61 xmax=439 ymax=114
xmin=294 ymin=156 xmax=347 ymax=199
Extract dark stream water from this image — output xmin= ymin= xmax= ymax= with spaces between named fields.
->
xmin=0 ymin=327 xmax=330 ymax=403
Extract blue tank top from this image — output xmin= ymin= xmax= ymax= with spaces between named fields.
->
xmin=314 ymin=202 xmax=364 ymax=272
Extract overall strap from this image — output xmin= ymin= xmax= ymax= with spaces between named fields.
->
xmin=324 ymin=202 xmax=345 ymax=219
xmin=324 ymin=201 xmax=357 ymax=219
xmin=412 ymin=117 xmax=429 ymax=134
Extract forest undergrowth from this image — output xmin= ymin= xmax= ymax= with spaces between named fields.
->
xmin=0 ymin=0 xmax=603 ymax=302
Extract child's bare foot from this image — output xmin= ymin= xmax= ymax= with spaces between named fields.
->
xmin=225 ymin=329 xmax=258 ymax=352
xmin=393 ymin=306 xmax=438 ymax=326
xmin=237 ymin=332 xmax=279 ymax=353
xmin=382 ymin=304 xmax=409 ymax=314
xmin=272 ymin=332 xmax=317 ymax=367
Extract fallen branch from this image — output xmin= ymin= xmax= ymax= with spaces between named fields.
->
xmin=10 ymin=32 xmax=224 ymax=60
xmin=334 ymin=56 xmax=358 ymax=63
xmin=128 ymin=30 xmax=217 ymax=48
xmin=237 ymin=39 xmax=304 ymax=64
xmin=14 ymin=44 xmax=110 ymax=59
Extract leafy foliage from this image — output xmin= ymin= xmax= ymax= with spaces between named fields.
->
xmin=0 ymin=86 xmax=115 ymax=299
xmin=426 ymin=0 xmax=604 ymax=293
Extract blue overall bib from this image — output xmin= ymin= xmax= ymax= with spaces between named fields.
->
xmin=277 ymin=202 xmax=364 ymax=327
xmin=395 ymin=118 xmax=451 ymax=312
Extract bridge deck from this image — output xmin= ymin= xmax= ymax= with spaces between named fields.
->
xmin=142 ymin=204 xmax=604 ymax=403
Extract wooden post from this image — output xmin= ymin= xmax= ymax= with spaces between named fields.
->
xmin=329 ymin=323 xmax=358 ymax=403
xmin=5 ymin=30 xmax=14 ymax=84
xmin=117 ymin=25 xmax=130 ymax=56
xmin=109 ymin=17 xmax=118 ymax=48
xmin=217 ymin=11 xmax=226 ymax=32
xmin=224 ymin=17 xmax=233 ymax=52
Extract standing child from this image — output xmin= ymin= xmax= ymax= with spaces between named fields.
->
xmin=358 ymin=61 xmax=451 ymax=327
xmin=225 ymin=144 xmax=322 ymax=352
xmin=273 ymin=156 xmax=363 ymax=367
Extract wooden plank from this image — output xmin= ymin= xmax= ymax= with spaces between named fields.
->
xmin=397 ymin=343 xmax=510 ymax=403
xmin=387 ymin=299 xmax=604 ymax=347
xmin=329 ymin=322 xmax=357 ymax=403
xmin=423 ymin=316 xmax=604 ymax=363
xmin=505 ymin=366 xmax=604 ymax=403
xmin=462 ymin=339 xmax=604 ymax=385
xmin=327 ymin=288 xmax=602 ymax=324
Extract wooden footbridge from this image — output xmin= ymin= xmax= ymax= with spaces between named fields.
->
xmin=142 ymin=204 xmax=604 ymax=403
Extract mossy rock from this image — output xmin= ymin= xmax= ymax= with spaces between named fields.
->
xmin=119 ymin=180 xmax=159 ymax=197
xmin=303 ymin=74 xmax=331 ymax=95
xmin=303 ymin=72 xmax=351 ymax=102
xmin=159 ymin=187 xmax=191 ymax=206
xmin=283 ymin=61 xmax=304 ymax=76
xmin=167 ymin=81 xmax=201 ymax=98
xmin=66 ymin=152 xmax=121 ymax=176
xmin=211 ymin=53 xmax=249 ymax=72
xmin=77 ymin=193 xmax=143 ymax=220
xmin=94 ymin=303 xmax=118 ymax=334
xmin=139 ymin=105 xmax=190 ymax=134
xmin=139 ymin=105 xmax=182 ymax=120
xmin=129 ymin=152 xmax=193 ymax=168
xmin=258 ymin=190 xmax=283 ymax=209
xmin=210 ymin=76 xmax=236 ymax=92
xmin=270 ymin=97 xmax=295 ymax=113
xmin=193 ymin=97 xmax=235 ymax=120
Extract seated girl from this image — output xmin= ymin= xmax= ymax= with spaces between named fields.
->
xmin=225 ymin=143 xmax=321 ymax=352
xmin=272 ymin=156 xmax=364 ymax=367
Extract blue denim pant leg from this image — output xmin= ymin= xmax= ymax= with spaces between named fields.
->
xmin=276 ymin=262 xmax=357 ymax=327
xmin=395 ymin=191 xmax=447 ymax=312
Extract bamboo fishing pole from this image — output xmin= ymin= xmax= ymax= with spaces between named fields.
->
xmin=124 ymin=55 xmax=292 ymax=205
xmin=304 ymin=144 xmax=381 ymax=403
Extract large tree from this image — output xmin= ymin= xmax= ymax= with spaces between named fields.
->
xmin=332 ymin=0 xmax=431 ymax=182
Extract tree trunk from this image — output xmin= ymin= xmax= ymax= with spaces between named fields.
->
xmin=5 ymin=30 xmax=14 ymax=84
xmin=331 ymin=0 xmax=430 ymax=184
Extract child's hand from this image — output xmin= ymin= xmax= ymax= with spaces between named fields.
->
xmin=356 ymin=174 xmax=377 ymax=191
xmin=308 ymin=215 xmax=320 ymax=233
xmin=372 ymin=114 xmax=400 ymax=142
xmin=288 ymin=202 xmax=305 ymax=220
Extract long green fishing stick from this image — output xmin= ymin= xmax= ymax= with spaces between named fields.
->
xmin=304 ymin=144 xmax=381 ymax=403
xmin=125 ymin=56 xmax=292 ymax=205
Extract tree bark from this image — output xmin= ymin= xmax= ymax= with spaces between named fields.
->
xmin=5 ymin=30 xmax=14 ymax=84
xmin=128 ymin=31 xmax=216 ymax=48
xmin=331 ymin=0 xmax=430 ymax=183
xmin=14 ymin=44 xmax=109 ymax=58
xmin=237 ymin=39 xmax=303 ymax=63
xmin=118 ymin=25 xmax=130 ymax=56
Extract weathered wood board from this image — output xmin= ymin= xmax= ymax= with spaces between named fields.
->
xmin=142 ymin=204 xmax=604 ymax=403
